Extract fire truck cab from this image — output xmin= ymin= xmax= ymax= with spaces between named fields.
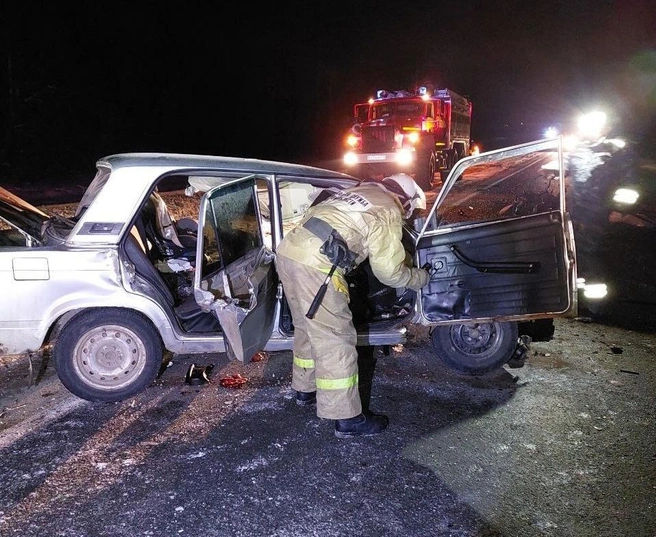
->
xmin=343 ymin=86 xmax=472 ymax=191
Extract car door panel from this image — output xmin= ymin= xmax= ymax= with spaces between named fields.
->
xmin=418 ymin=211 xmax=569 ymax=321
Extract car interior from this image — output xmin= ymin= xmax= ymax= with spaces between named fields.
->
xmin=125 ymin=182 xmax=222 ymax=335
xmin=121 ymin=173 xmax=416 ymax=340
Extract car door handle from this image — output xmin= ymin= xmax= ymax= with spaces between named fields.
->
xmin=449 ymin=245 xmax=541 ymax=274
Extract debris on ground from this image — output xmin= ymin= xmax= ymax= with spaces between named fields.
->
xmin=251 ymin=351 xmax=269 ymax=362
xmin=506 ymin=335 xmax=532 ymax=368
xmin=219 ymin=374 xmax=248 ymax=388
xmin=185 ymin=364 xmax=215 ymax=385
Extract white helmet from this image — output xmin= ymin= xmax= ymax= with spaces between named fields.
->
xmin=381 ymin=173 xmax=427 ymax=218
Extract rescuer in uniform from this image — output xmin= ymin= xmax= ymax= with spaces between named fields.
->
xmin=275 ymin=174 xmax=430 ymax=438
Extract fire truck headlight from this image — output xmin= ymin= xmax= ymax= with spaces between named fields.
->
xmin=343 ymin=151 xmax=359 ymax=167
xmin=406 ymin=131 xmax=420 ymax=145
xmin=346 ymin=134 xmax=361 ymax=148
xmin=613 ymin=188 xmax=639 ymax=205
xmin=396 ymin=149 xmax=414 ymax=166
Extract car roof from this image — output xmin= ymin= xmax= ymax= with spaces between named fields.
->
xmin=67 ymin=153 xmax=356 ymax=247
xmin=98 ymin=153 xmax=354 ymax=181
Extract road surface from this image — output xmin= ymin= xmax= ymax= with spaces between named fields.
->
xmin=1 ymin=317 xmax=654 ymax=537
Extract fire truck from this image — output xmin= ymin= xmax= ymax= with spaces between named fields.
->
xmin=343 ymin=86 xmax=473 ymax=190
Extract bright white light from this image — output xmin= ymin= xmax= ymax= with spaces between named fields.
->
xmin=583 ymin=283 xmax=608 ymax=300
xmin=544 ymin=126 xmax=559 ymax=138
xmin=578 ymin=277 xmax=608 ymax=299
xmin=396 ymin=148 xmax=414 ymax=166
xmin=406 ymin=131 xmax=420 ymax=144
xmin=343 ymin=152 xmax=358 ymax=166
xmin=541 ymin=159 xmax=559 ymax=171
xmin=563 ymin=134 xmax=579 ymax=151
xmin=613 ymin=188 xmax=639 ymax=205
xmin=607 ymin=138 xmax=626 ymax=149
xmin=577 ymin=111 xmax=607 ymax=140
xmin=346 ymin=134 xmax=360 ymax=148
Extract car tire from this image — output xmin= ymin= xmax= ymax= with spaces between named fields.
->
xmin=430 ymin=321 xmax=519 ymax=375
xmin=53 ymin=308 xmax=163 ymax=402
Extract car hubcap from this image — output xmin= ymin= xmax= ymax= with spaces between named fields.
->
xmin=450 ymin=323 xmax=500 ymax=356
xmin=73 ymin=324 xmax=147 ymax=390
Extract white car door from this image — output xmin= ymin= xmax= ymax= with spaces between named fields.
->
xmin=415 ymin=137 xmax=577 ymax=324
xmin=193 ymin=176 xmax=278 ymax=362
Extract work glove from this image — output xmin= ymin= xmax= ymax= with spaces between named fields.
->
xmin=417 ymin=267 xmax=430 ymax=288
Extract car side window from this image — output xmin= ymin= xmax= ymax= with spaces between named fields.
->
xmin=204 ymin=179 xmax=263 ymax=269
xmin=278 ymin=182 xmax=317 ymax=227
xmin=434 ymin=149 xmax=562 ymax=229
xmin=0 ymin=223 xmax=28 ymax=247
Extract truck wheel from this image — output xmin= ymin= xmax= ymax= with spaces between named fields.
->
xmin=428 ymin=154 xmax=439 ymax=189
xmin=430 ymin=321 xmax=519 ymax=374
xmin=53 ymin=308 xmax=163 ymax=402
xmin=414 ymin=151 xmax=434 ymax=191
xmin=453 ymin=143 xmax=466 ymax=163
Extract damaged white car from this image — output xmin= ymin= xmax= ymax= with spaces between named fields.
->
xmin=0 ymin=138 xmax=578 ymax=402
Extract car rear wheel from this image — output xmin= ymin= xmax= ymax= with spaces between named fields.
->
xmin=430 ymin=321 xmax=519 ymax=374
xmin=54 ymin=308 xmax=163 ymax=402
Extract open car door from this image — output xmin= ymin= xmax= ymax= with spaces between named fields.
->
xmin=193 ymin=176 xmax=278 ymax=362
xmin=415 ymin=137 xmax=577 ymax=325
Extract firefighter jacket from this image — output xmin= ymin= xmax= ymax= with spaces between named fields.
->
xmin=276 ymin=183 xmax=429 ymax=291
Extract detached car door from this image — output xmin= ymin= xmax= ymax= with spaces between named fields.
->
xmin=413 ymin=138 xmax=577 ymax=371
xmin=193 ymin=176 xmax=278 ymax=362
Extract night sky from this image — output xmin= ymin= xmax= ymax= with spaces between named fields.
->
xmin=1 ymin=1 xmax=655 ymax=184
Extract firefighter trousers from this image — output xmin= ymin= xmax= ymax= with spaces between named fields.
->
xmin=276 ymin=254 xmax=362 ymax=420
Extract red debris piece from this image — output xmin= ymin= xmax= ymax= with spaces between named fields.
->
xmin=219 ymin=374 xmax=248 ymax=388
xmin=251 ymin=351 xmax=268 ymax=362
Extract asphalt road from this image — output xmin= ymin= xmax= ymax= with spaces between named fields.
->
xmin=1 ymin=318 xmax=654 ymax=537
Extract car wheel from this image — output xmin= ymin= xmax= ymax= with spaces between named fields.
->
xmin=430 ymin=321 xmax=519 ymax=374
xmin=53 ymin=308 xmax=163 ymax=402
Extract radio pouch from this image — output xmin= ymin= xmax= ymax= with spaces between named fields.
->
xmin=303 ymin=217 xmax=358 ymax=273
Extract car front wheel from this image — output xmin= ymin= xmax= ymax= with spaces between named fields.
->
xmin=54 ymin=308 xmax=163 ymax=402
xmin=430 ymin=321 xmax=519 ymax=374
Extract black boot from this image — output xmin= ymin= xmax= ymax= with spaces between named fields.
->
xmin=334 ymin=412 xmax=389 ymax=438
xmin=295 ymin=390 xmax=317 ymax=406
